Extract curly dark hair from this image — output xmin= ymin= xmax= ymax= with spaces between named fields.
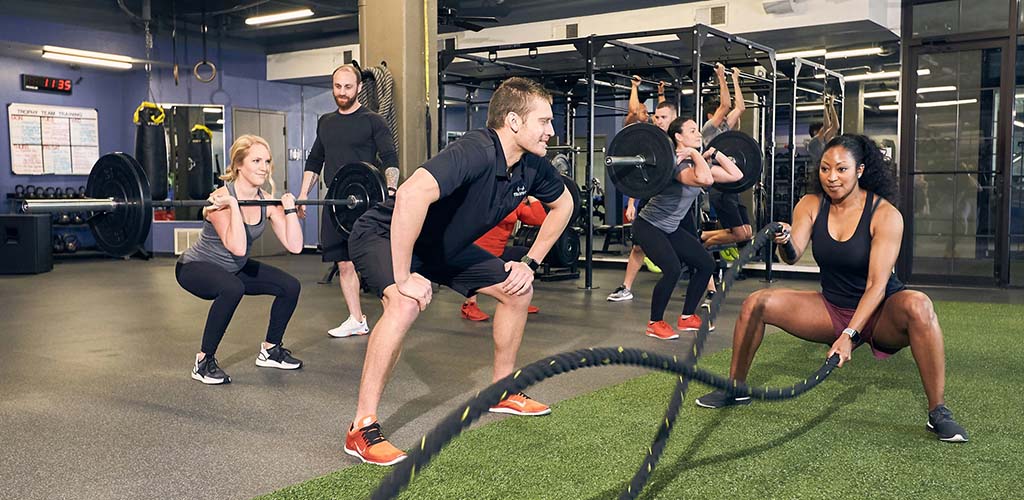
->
xmin=822 ymin=134 xmax=899 ymax=204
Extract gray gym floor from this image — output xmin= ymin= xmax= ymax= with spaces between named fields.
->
xmin=2 ymin=254 xmax=1020 ymax=500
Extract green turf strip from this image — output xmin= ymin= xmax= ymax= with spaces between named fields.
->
xmin=260 ymin=301 xmax=1022 ymax=499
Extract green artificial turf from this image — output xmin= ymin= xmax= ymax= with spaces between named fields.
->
xmin=260 ymin=301 xmax=1022 ymax=499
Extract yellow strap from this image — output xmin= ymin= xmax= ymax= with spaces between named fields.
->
xmin=133 ymin=101 xmax=166 ymax=125
xmin=191 ymin=124 xmax=213 ymax=137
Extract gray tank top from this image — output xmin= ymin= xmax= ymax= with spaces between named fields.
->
xmin=178 ymin=183 xmax=267 ymax=273
xmin=638 ymin=159 xmax=702 ymax=233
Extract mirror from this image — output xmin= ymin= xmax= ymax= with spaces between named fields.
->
xmin=153 ymin=104 xmax=226 ymax=221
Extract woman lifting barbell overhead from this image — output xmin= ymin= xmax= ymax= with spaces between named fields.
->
xmin=175 ymin=135 xmax=305 ymax=385
xmin=694 ymin=134 xmax=968 ymax=443
xmin=634 ymin=116 xmax=743 ymax=340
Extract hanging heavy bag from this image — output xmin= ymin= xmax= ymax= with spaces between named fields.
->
xmin=186 ymin=125 xmax=215 ymax=200
xmin=133 ymin=102 xmax=169 ymax=200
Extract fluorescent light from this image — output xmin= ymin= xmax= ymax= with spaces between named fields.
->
xmin=42 ymin=45 xmax=132 ymax=62
xmin=825 ymin=47 xmax=883 ymax=59
xmin=917 ymin=69 xmax=931 ymax=75
xmin=864 ymin=90 xmax=900 ymax=98
xmin=202 ymin=107 xmax=223 ymax=114
xmin=681 ymin=89 xmax=694 ymax=95
xmin=245 ymin=8 xmax=314 ymax=25
xmin=918 ymin=85 xmax=956 ymax=94
xmin=916 ymin=98 xmax=977 ymax=108
xmin=216 ymin=119 xmax=225 ymax=125
xmin=777 ymin=49 xmax=827 ymax=60
xmin=42 ymin=52 xmax=132 ymax=69
xmin=796 ymin=104 xmax=825 ymax=112
xmin=1014 ymin=120 xmax=1024 ymax=128
xmin=844 ymin=71 xmax=900 ymax=82
xmin=878 ymin=104 xmax=900 ymax=110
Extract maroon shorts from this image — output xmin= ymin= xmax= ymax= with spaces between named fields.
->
xmin=819 ymin=294 xmax=902 ymax=360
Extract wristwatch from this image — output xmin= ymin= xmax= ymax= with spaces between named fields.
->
xmin=842 ymin=327 xmax=862 ymax=344
xmin=520 ymin=255 xmax=540 ymax=271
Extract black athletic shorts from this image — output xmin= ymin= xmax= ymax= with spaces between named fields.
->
xmin=348 ymin=225 xmax=511 ymax=299
xmin=709 ymin=191 xmax=750 ymax=229
xmin=320 ymin=209 xmax=350 ymax=262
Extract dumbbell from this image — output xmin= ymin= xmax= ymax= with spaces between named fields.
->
xmin=63 ymin=234 xmax=80 ymax=253
xmin=72 ymin=212 xmax=85 ymax=225
xmin=78 ymin=186 xmax=87 ymax=198
xmin=52 ymin=234 xmax=66 ymax=254
xmin=58 ymin=212 xmax=72 ymax=225
xmin=24 ymin=185 xmax=37 ymax=199
xmin=15 ymin=185 xmax=25 ymax=198
xmin=42 ymin=187 xmax=55 ymax=199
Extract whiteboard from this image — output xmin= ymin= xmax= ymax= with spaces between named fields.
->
xmin=8 ymin=103 xmax=99 ymax=175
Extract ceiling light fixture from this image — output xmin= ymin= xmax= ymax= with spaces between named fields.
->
xmin=825 ymin=47 xmax=883 ymax=59
xmin=41 ymin=45 xmax=133 ymax=69
xmin=245 ymin=8 xmax=314 ymax=26
xmin=916 ymin=98 xmax=977 ymax=108
xmin=776 ymin=49 xmax=827 ymax=60
xmin=864 ymin=90 xmax=900 ymax=98
xmin=917 ymin=85 xmax=957 ymax=94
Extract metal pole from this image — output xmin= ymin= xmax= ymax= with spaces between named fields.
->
xmin=584 ymin=36 xmax=596 ymax=289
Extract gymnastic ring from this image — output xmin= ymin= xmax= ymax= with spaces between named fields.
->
xmin=193 ymin=60 xmax=217 ymax=83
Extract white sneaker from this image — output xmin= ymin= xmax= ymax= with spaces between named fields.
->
xmin=328 ymin=315 xmax=369 ymax=338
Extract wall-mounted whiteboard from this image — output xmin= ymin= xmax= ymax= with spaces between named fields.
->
xmin=8 ymin=103 xmax=100 ymax=175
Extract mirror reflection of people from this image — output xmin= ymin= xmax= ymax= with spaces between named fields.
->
xmin=176 ymin=135 xmax=304 ymax=385
xmin=696 ymin=134 xmax=968 ymax=443
xmin=701 ymin=64 xmax=752 ymax=252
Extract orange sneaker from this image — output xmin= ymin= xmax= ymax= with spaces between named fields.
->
xmin=646 ymin=320 xmax=679 ymax=340
xmin=461 ymin=302 xmax=490 ymax=321
xmin=344 ymin=415 xmax=407 ymax=466
xmin=527 ymin=305 xmax=540 ymax=314
xmin=488 ymin=392 xmax=551 ymax=416
xmin=678 ymin=314 xmax=713 ymax=331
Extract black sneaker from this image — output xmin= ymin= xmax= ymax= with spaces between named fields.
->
xmin=192 ymin=355 xmax=230 ymax=385
xmin=695 ymin=390 xmax=752 ymax=409
xmin=926 ymin=405 xmax=968 ymax=442
xmin=256 ymin=344 xmax=303 ymax=370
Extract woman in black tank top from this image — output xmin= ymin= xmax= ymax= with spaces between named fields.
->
xmin=694 ymin=135 xmax=968 ymax=443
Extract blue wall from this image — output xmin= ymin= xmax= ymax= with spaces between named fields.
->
xmin=0 ymin=15 xmax=334 ymax=253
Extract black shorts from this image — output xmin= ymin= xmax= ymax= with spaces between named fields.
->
xmin=709 ymin=191 xmax=750 ymax=229
xmin=348 ymin=225 xmax=511 ymax=299
xmin=320 ymin=210 xmax=350 ymax=262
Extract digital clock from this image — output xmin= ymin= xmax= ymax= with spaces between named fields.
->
xmin=21 ymin=74 xmax=73 ymax=95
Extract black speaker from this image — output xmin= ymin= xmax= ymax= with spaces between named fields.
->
xmin=0 ymin=214 xmax=53 ymax=274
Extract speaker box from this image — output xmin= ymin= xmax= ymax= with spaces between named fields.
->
xmin=0 ymin=214 xmax=53 ymax=274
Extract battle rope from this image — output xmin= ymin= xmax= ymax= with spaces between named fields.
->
xmin=372 ymin=223 xmax=839 ymax=499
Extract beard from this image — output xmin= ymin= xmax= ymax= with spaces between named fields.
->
xmin=335 ymin=94 xmax=356 ymax=111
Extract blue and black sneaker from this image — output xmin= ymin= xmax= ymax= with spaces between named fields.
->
xmin=926 ymin=404 xmax=968 ymax=442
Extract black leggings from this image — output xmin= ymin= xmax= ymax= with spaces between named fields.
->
xmin=632 ymin=217 xmax=715 ymax=321
xmin=175 ymin=259 xmax=301 ymax=355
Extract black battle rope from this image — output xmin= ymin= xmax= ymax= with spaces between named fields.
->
xmin=619 ymin=221 xmax=783 ymax=498
xmin=372 ymin=223 xmax=840 ymax=499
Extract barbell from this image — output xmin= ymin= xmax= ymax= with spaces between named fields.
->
xmin=20 ymin=153 xmax=388 ymax=258
xmin=604 ymin=122 xmax=764 ymax=199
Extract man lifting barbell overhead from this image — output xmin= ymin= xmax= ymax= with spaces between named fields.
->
xmin=343 ymin=77 xmax=574 ymax=466
xmin=694 ymin=134 xmax=968 ymax=443
xmin=298 ymin=63 xmax=399 ymax=339
xmin=609 ymin=78 xmax=678 ymax=303
xmin=702 ymin=62 xmax=754 ymax=249
xmin=175 ymin=135 xmax=304 ymax=385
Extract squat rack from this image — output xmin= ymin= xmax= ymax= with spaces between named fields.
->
xmin=438 ymin=24 xmax=777 ymax=289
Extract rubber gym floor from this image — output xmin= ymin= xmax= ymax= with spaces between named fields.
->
xmin=2 ymin=254 xmax=1020 ymax=499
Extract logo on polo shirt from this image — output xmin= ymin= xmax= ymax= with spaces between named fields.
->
xmin=513 ymin=185 xmax=527 ymax=197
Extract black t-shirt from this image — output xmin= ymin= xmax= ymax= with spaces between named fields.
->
xmin=304 ymin=106 xmax=399 ymax=184
xmin=357 ymin=128 xmax=565 ymax=262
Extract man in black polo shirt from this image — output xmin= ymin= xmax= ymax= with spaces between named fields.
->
xmin=298 ymin=64 xmax=398 ymax=339
xmin=343 ymin=77 xmax=574 ymax=466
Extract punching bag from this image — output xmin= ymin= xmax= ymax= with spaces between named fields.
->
xmin=133 ymin=102 xmax=169 ymax=200
xmin=187 ymin=125 xmax=214 ymax=200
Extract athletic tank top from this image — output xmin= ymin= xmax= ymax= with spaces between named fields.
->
xmin=811 ymin=191 xmax=905 ymax=309
xmin=178 ymin=183 xmax=267 ymax=273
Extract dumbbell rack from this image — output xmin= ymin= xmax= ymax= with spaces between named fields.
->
xmin=6 ymin=190 xmax=102 ymax=258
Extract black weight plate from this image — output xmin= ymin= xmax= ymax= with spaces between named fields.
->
xmin=709 ymin=130 xmax=763 ymax=194
xmin=327 ymin=161 xmax=387 ymax=235
xmin=606 ymin=122 xmax=677 ymax=199
xmin=86 ymin=153 xmax=152 ymax=258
